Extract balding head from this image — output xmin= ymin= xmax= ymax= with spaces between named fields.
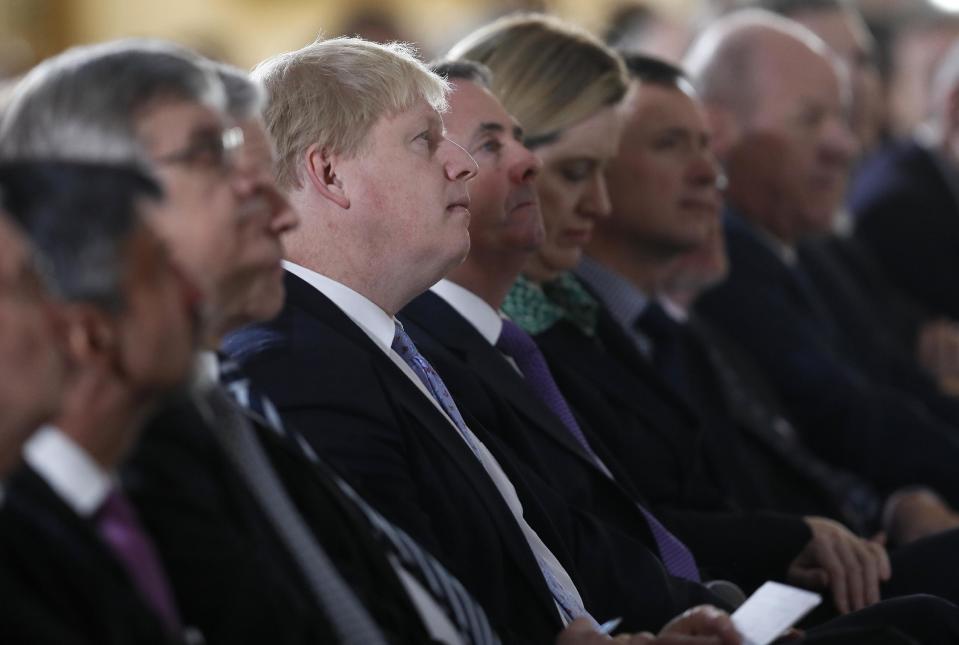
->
xmin=686 ymin=10 xmax=838 ymax=133
xmin=684 ymin=9 xmax=856 ymax=244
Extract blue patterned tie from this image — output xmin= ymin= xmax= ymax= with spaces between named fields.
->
xmin=495 ymin=320 xmax=700 ymax=583
xmin=218 ymin=354 xmax=501 ymax=645
xmin=391 ymin=322 xmax=596 ymax=626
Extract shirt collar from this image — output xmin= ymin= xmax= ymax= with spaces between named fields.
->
xmin=429 ymin=279 xmax=503 ymax=346
xmin=23 ymin=425 xmax=113 ymax=517
xmin=191 ymin=350 xmax=220 ymax=394
xmin=575 ymin=255 xmax=650 ymax=331
xmin=283 ymin=260 xmax=398 ymax=352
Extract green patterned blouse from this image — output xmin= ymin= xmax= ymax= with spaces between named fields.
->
xmin=502 ymin=273 xmax=599 ymax=337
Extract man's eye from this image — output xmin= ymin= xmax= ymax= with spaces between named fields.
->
xmin=478 ymin=139 xmax=503 ymax=154
xmin=560 ymin=162 xmax=592 ymax=182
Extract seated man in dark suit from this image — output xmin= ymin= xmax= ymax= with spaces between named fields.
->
xmin=757 ymin=0 xmax=959 ymax=411
xmin=0 ymin=208 xmax=66 ymax=480
xmin=580 ymin=50 xmax=959 ymax=612
xmin=1 ymin=41 xmax=499 ymax=645
xmin=0 ymin=161 xmax=201 ymax=645
xmin=852 ymin=39 xmax=959 ymax=323
xmin=224 ymin=30 xmax=755 ymax=643
xmin=682 ymin=10 xmax=959 ymax=509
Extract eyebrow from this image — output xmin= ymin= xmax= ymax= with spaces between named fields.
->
xmin=475 ymin=121 xmax=525 ymax=142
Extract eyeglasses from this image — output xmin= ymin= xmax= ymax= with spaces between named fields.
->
xmin=154 ymin=126 xmax=245 ymax=174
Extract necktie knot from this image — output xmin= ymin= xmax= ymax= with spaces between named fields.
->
xmin=495 ymin=319 xmax=539 ymax=360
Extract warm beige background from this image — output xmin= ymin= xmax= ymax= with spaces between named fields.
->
xmin=0 ymin=0 xmax=706 ymax=73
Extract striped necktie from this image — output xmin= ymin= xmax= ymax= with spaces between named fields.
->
xmin=205 ymin=387 xmax=388 ymax=645
xmin=218 ymin=355 xmax=501 ymax=645
xmin=390 ymin=323 xmax=595 ymax=626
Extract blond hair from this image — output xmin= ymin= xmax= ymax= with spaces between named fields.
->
xmin=253 ymin=37 xmax=448 ymax=188
xmin=448 ymin=13 xmax=628 ymax=141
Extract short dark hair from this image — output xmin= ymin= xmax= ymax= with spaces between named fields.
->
xmin=0 ymin=161 xmax=162 ymax=310
xmin=428 ymin=59 xmax=492 ymax=88
xmin=620 ymin=52 xmax=687 ymax=88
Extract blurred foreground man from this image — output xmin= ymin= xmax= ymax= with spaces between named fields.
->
xmin=0 ymin=161 xmax=200 ymax=645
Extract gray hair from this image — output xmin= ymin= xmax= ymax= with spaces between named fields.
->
xmin=253 ymin=36 xmax=448 ymax=189
xmin=212 ymin=61 xmax=267 ymax=121
xmin=0 ymin=161 xmax=162 ymax=311
xmin=0 ymin=39 xmax=225 ymax=166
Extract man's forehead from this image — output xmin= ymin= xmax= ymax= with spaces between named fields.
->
xmin=136 ymin=98 xmax=226 ymax=142
xmin=448 ymin=79 xmax=520 ymax=135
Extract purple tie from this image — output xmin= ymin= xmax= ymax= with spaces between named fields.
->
xmin=95 ymin=489 xmax=182 ymax=632
xmin=496 ymin=318 xmax=701 ymax=582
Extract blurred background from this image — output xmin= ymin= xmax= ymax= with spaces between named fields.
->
xmin=2 ymin=0 xmax=959 ymax=137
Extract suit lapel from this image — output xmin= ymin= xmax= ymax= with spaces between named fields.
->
xmin=2 ymin=466 xmax=173 ymax=641
xmin=403 ymin=292 xmax=603 ymax=471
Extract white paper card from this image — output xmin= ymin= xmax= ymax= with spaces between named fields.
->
xmin=731 ymin=581 xmax=821 ymax=645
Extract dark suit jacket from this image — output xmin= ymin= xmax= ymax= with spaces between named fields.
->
xmin=852 ymin=140 xmax=959 ymax=320
xmin=400 ymin=291 xmax=666 ymax=552
xmin=797 ymin=235 xmax=959 ymax=429
xmin=224 ymin=271 xmax=719 ymax=639
xmin=681 ymin=313 xmax=879 ymax=533
xmin=125 ymin=391 xmax=432 ymax=645
xmin=0 ymin=465 xmax=184 ymax=645
xmin=524 ymin=295 xmax=811 ymax=592
xmin=696 ymin=210 xmax=959 ymax=506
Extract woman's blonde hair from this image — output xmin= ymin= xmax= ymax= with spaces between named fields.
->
xmin=448 ymin=13 xmax=628 ymax=143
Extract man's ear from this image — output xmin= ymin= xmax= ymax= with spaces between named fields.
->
xmin=303 ymin=143 xmax=350 ymax=209
xmin=62 ymin=304 xmax=116 ymax=365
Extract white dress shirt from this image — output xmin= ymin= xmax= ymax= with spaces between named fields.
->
xmin=23 ymin=425 xmax=112 ymax=517
xmin=285 ymin=261 xmax=586 ymax=625
xmin=430 ymin=279 xmax=523 ymax=376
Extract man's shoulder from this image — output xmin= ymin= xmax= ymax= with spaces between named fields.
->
xmin=851 ymin=139 xmax=943 ymax=207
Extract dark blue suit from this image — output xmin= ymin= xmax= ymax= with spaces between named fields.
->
xmin=852 ymin=140 xmax=959 ymax=320
xmin=0 ymin=466 xmax=187 ymax=645
xmin=697 ymin=209 xmax=959 ymax=505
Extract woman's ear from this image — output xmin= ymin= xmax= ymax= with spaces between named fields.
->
xmin=303 ymin=143 xmax=351 ymax=209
